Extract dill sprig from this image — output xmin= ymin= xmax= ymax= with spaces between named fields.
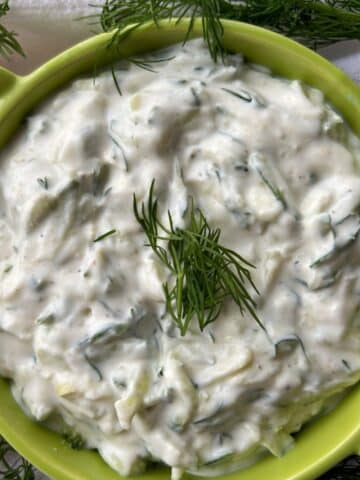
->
xmin=133 ymin=180 xmax=264 ymax=336
xmin=91 ymin=1 xmax=360 ymax=64
xmin=256 ymin=168 xmax=288 ymax=210
xmin=0 ymin=436 xmax=35 ymax=480
xmin=0 ymin=0 xmax=25 ymax=59
xmin=233 ymin=0 xmax=360 ymax=49
xmin=95 ymin=0 xmax=225 ymax=62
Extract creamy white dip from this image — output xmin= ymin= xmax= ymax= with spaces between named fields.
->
xmin=0 ymin=40 xmax=359 ymax=479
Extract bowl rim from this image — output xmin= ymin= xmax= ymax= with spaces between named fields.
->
xmin=0 ymin=18 xmax=359 ymax=480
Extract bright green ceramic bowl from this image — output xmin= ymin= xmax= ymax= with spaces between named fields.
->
xmin=0 ymin=19 xmax=359 ymax=480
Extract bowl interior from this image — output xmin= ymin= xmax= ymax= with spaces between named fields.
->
xmin=0 ymin=19 xmax=359 ymax=480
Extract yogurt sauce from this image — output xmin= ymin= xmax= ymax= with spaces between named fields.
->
xmin=0 ymin=39 xmax=359 ymax=479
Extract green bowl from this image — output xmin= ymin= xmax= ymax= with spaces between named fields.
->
xmin=0 ymin=19 xmax=359 ymax=480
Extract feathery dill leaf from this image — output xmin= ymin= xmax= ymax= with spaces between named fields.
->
xmin=133 ymin=180 xmax=264 ymax=335
xmin=232 ymin=0 xmax=360 ymax=49
xmin=0 ymin=0 xmax=25 ymax=59
xmin=90 ymin=1 xmax=360 ymax=65
xmin=89 ymin=0 xmax=226 ymax=61
xmin=0 ymin=436 xmax=35 ymax=479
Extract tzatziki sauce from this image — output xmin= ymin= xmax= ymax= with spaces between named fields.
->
xmin=0 ymin=39 xmax=359 ymax=479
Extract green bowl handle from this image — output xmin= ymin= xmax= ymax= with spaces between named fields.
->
xmin=0 ymin=67 xmax=18 ymax=97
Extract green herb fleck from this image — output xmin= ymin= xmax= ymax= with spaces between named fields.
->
xmin=342 ymin=359 xmax=351 ymax=371
xmin=37 ymin=177 xmax=49 ymax=190
xmin=113 ymin=378 xmax=127 ymax=389
xmin=108 ymin=123 xmax=129 ymax=171
xmin=111 ymin=64 xmax=122 ymax=95
xmin=78 ymin=323 xmax=128 ymax=349
xmin=190 ymin=87 xmax=201 ymax=106
xmin=221 ymin=87 xmax=252 ymax=103
xmin=62 ymin=430 xmax=85 ymax=450
xmin=208 ymin=331 xmax=216 ymax=343
xmin=129 ymin=55 xmax=175 ymax=73
xmin=84 ymin=353 xmax=103 ymax=381
xmin=275 ymin=334 xmax=308 ymax=360
xmin=36 ymin=313 xmax=55 ymax=326
xmin=93 ymin=229 xmax=116 ymax=242
xmin=0 ymin=1 xmax=25 ymax=59
xmin=193 ymin=407 xmax=223 ymax=427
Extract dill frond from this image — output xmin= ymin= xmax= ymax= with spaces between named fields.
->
xmin=133 ymin=180 xmax=264 ymax=335
xmin=0 ymin=1 xmax=25 ymax=59
xmin=88 ymin=0 xmax=360 ymax=64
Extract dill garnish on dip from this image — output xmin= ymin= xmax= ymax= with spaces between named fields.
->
xmin=133 ymin=179 xmax=263 ymax=336
xmin=0 ymin=40 xmax=359 ymax=480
